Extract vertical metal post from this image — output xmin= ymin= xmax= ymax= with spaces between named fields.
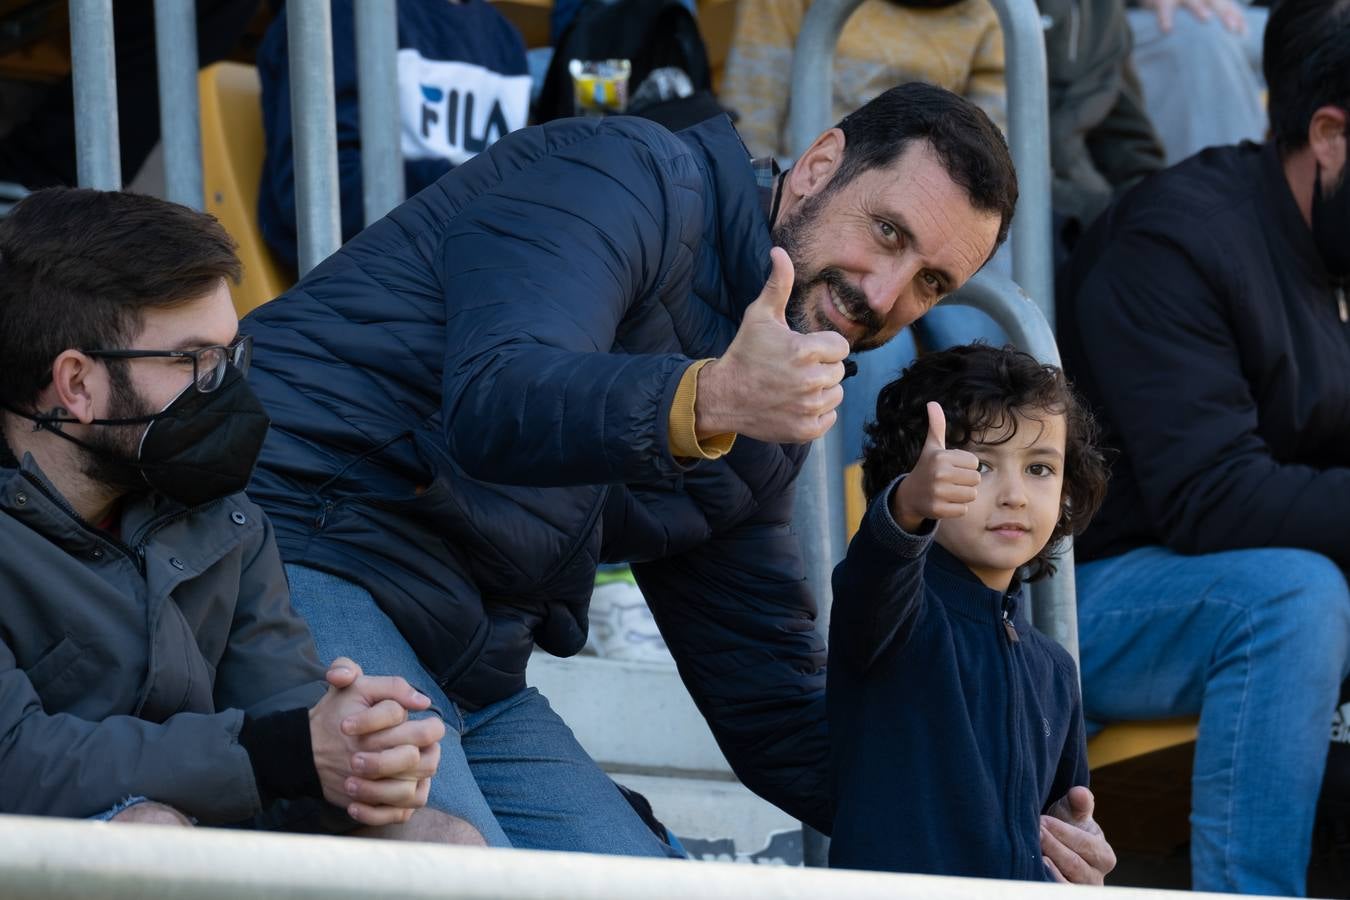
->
xmin=153 ymin=0 xmax=203 ymax=209
xmin=287 ymin=0 xmax=342 ymax=273
xmin=355 ymin=0 xmax=405 ymax=225
xmin=786 ymin=0 xmax=863 ymax=161
xmin=68 ymin=0 xmax=120 ymax=189
xmin=785 ymin=0 xmax=867 ymax=869
xmin=987 ymin=0 xmax=1055 ymax=322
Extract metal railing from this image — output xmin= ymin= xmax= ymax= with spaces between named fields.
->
xmin=68 ymin=0 xmax=119 ymax=190
xmin=68 ymin=0 xmax=405 ymax=274
xmin=0 ymin=814 xmax=1244 ymax=900
xmin=355 ymin=1 xmax=406 ymax=226
xmin=153 ymin=0 xmax=203 ymax=209
xmin=286 ymin=0 xmax=342 ymax=274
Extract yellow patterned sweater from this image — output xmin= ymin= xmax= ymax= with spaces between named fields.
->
xmin=719 ymin=0 xmax=1007 ymax=160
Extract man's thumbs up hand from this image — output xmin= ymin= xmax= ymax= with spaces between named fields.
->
xmin=891 ymin=402 xmax=982 ymax=533
xmin=695 ymin=248 xmax=851 ymax=444
xmin=744 ymin=244 xmax=795 ymax=326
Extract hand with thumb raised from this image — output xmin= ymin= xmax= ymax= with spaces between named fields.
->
xmin=892 ymin=402 xmax=982 ymax=532
xmin=695 ymin=248 xmax=851 ymax=444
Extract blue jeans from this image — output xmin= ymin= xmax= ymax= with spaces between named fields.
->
xmin=89 ymin=795 xmax=152 ymax=822
xmin=1077 ymin=546 xmax=1350 ymax=895
xmin=285 ymin=565 xmax=681 ymax=857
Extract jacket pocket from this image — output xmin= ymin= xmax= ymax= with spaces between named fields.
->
xmin=25 ymin=635 xmax=83 ymax=697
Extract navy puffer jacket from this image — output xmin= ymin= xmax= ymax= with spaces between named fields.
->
xmin=242 ymin=115 xmax=828 ymax=829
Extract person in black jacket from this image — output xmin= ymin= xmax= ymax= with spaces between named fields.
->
xmin=830 ymin=345 xmax=1111 ymax=882
xmin=1057 ymin=0 xmax=1350 ymax=893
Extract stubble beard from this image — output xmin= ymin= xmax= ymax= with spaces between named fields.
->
xmin=80 ymin=362 xmax=154 ymax=496
xmin=771 ymin=193 xmax=886 ymax=352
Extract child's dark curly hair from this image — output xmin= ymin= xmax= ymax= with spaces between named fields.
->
xmin=861 ymin=343 xmax=1108 ymax=581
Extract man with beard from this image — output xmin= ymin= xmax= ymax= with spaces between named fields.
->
xmin=0 ymin=188 xmax=480 ymax=843
xmin=1057 ymin=0 xmax=1350 ymax=893
xmin=240 ymin=81 xmax=1109 ymax=878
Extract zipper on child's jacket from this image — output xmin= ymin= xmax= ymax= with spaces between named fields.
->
xmin=1336 ymin=283 xmax=1347 ymax=324
xmin=999 ymin=590 xmax=1034 ymax=878
xmin=1002 ymin=592 xmax=1021 ymax=643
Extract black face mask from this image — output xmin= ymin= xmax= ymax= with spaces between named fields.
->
xmin=1312 ymin=162 xmax=1350 ymax=280
xmin=13 ymin=365 xmax=270 ymax=508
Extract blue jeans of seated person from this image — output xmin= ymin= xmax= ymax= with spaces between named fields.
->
xmin=286 ymin=565 xmax=682 ymax=857
xmin=1076 ymin=546 xmax=1350 ymax=896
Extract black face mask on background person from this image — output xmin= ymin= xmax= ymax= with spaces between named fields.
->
xmin=1312 ymin=161 xmax=1350 ymax=281
xmin=8 ymin=365 xmax=271 ymax=509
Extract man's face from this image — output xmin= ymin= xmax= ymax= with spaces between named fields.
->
xmin=773 ymin=141 xmax=1002 ymax=353
xmin=81 ymin=280 xmax=239 ymax=493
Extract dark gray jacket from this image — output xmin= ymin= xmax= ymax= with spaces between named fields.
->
xmin=0 ymin=454 xmax=326 ymax=822
xmin=1041 ymin=0 xmax=1164 ymax=231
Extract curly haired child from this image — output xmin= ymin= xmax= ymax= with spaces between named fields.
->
xmin=828 ymin=343 xmax=1110 ymax=881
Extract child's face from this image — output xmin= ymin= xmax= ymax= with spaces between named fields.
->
xmin=934 ymin=408 xmax=1067 ymax=592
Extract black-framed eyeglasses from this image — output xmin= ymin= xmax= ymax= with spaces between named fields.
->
xmin=82 ymin=334 xmax=253 ymax=394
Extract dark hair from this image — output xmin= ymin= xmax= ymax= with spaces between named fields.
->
xmin=0 ymin=188 xmax=241 ymax=409
xmin=861 ymin=343 xmax=1107 ymax=581
xmin=1264 ymin=0 xmax=1350 ymax=151
xmin=824 ymin=81 xmax=1018 ymax=251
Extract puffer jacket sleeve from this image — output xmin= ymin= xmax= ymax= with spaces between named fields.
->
xmin=0 ymin=641 xmax=262 ymax=822
xmin=631 ymin=486 xmax=831 ymax=833
xmin=438 ymin=122 xmax=704 ymax=488
xmin=212 ymin=505 xmax=327 ymax=717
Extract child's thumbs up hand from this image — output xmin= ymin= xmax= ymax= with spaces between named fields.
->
xmin=891 ymin=402 xmax=982 ymax=533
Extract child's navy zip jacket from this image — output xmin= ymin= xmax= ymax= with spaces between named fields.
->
xmin=828 ymin=479 xmax=1088 ymax=879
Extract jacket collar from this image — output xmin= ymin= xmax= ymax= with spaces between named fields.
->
xmin=675 ymin=115 xmax=776 ymax=321
xmin=1260 ymin=139 xmax=1333 ymax=289
xmin=924 ymin=541 xmax=1030 ymax=631
xmin=1 ymin=453 xmax=183 ymax=556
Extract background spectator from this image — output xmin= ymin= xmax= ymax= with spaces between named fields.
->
xmin=719 ymin=0 xmax=1006 ymax=163
xmin=1057 ymin=0 xmax=1350 ymax=891
xmin=1126 ymin=0 xmax=1267 ymax=164
xmin=257 ymin=0 xmax=530 ymax=269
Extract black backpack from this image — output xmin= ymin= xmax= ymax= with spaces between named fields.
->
xmin=535 ymin=0 xmax=725 ymax=132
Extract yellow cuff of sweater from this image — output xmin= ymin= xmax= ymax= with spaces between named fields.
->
xmin=669 ymin=359 xmax=738 ymax=460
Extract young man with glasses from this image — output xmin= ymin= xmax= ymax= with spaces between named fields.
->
xmin=0 ymin=188 xmax=479 ymax=843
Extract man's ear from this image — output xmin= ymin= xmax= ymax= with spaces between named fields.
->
xmin=788 ymin=127 xmax=845 ymax=198
xmin=1309 ymin=104 xmax=1348 ymax=184
xmin=45 ymin=351 xmax=102 ymax=424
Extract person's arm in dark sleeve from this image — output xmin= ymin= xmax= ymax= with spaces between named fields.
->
xmin=830 ymin=475 xmax=933 ymax=675
xmin=631 ymin=485 xmax=830 ymax=833
xmin=0 ymin=637 xmax=264 ymax=823
xmin=212 ymin=505 xmax=327 ymax=717
xmin=436 ymin=120 xmax=708 ymax=488
xmin=1072 ymin=226 xmax=1350 ymax=566
xmin=212 ymin=503 xmax=330 ymax=805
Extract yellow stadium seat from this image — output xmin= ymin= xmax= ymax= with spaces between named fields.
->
xmin=198 ymin=61 xmax=293 ymax=318
xmin=1089 ymin=718 xmax=1197 ymax=770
